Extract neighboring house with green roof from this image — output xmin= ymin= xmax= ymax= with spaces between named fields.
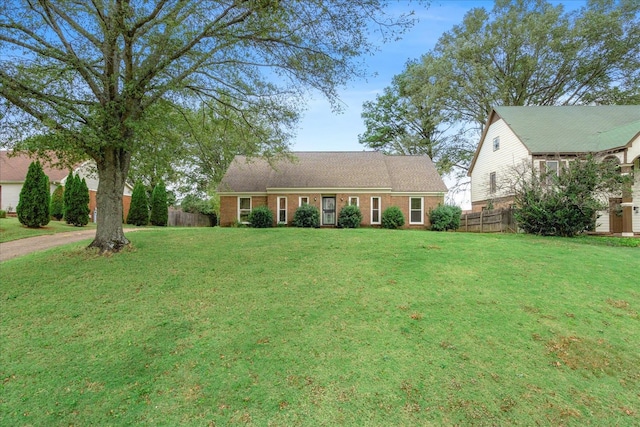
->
xmin=217 ymin=151 xmax=447 ymax=228
xmin=468 ymin=105 xmax=640 ymax=236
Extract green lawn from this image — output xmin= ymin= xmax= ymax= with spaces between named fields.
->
xmin=0 ymin=216 xmax=97 ymax=243
xmin=1 ymin=228 xmax=638 ymax=425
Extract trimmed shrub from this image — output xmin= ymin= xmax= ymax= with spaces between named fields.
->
xmin=127 ymin=181 xmax=149 ymax=226
xmin=429 ymin=204 xmax=462 ymax=231
xmin=50 ymin=185 xmax=64 ymax=220
xmin=248 ymin=205 xmax=273 ymax=228
xmin=16 ymin=161 xmax=50 ymax=228
xmin=63 ymin=172 xmax=75 ymax=223
xmin=337 ymin=204 xmax=363 ymax=228
xmin=150 ymin=181 xmax=169 ymax=226
xmin=381 ymin=206 xmax=405 ymax=229
xmin=64 ymin=173 xmax=90 ymax=226
xmin=292 ymin=204 xmax=320 ymax=228
xmin=0 ymin=210 xmax=6 ymax=218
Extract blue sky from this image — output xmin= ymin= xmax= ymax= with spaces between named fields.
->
xmin=292 ymin=0 xmax=585 ymax=152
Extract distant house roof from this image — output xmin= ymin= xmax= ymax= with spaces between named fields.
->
xmin=218 ymin=151 xmax=447 ymax=193
xmin=0 ymin=151 xmax=70 ymax=183
xmin=493 ymin=105 xmax=640 ymax=153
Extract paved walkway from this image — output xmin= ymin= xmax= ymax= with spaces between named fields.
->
xmin=0 ymin=229 xmax=141 ymax=262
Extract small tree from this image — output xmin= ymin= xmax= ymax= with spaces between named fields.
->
xmin=248 ymin=206 xmax=273 ymax=228
xmin=50 ymin=185 xmax=64 ymax=220
xmin=63 ymin=172 xmax=76 ymax=223
xmin=293 ymin=204 xmax=320 ymax=228
xmin=150 ymin=181 xmax=169 ymax=226
xmin=127 ymin=181 xmax=149 ymax=226
xmin=337 ymin=204 xmax=363 ymax=228
xmin=381 ymin=206 xmax=405 ymax=229
xmin=429 ymin=205 xmax=462 ymax=231
xmin=64 ymin=173 xmax=90 ymax=226
xmin=16 ymin=161 xmax=50 ymax=228
xmin=513 ymin=156 xmax=627 ymax=237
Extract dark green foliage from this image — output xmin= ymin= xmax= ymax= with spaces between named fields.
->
xmin=16 ymin=161 xmax=50 ymax=228
xmin=0 ymin=210 xmax=6 ymax=218
xmin=64 ymin=173 xmax=90 ymax=226
xmin=292 ymin=204 xmax=320 ymax=228
xmin=50 ymin=185 xmax=64 ymax=220
xmin=337 ymin=204 xmax=363 ymax=228
xmin=381 ymin=206 xmax=405 ymax=229
xmin=127 ymin=181 xmax=149 ymax=226
xmin=429 ymin=204 xmax=462 ymax=231
xmin=150 ymin=181 xmax=168 ymax=226
xmin=63 ymin=172 xmax=75 ymax=223
xmin=513 ymin=157 xmax=627 ymax=237
xmin=248 ymin=205 xmax=273 ymax=228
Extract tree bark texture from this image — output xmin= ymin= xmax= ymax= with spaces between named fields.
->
xmin=88 ymin=148 xmax=132 ymax=252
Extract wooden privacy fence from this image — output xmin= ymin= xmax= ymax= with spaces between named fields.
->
xmin=458 ymin=208 xmax=517 ymax=233
xmin=168 ymin=208 xmax=213 ymax=227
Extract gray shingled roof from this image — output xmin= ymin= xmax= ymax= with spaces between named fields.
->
xmin=218 ymin=151 xmax=447 ymax=193
xmin=494 ymin=105 xmax=640 ymax=153
xmin=0 ymin=151 xmax=70 ymax=183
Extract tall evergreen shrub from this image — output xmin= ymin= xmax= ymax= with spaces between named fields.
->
xmin=16 ymin=161 xmax=50 ymax=228
xmin=63 ymin=172 xmax=75 ymax=223
xmin=64 ymin=173 xmax=90 ymax=226
xmin=50 ymin=185 xmax=64 ymax=220
xmin=150 ymin=181 xmax=168 ymax=226
xmin=127 ymin=181 xmax=149 ymax=226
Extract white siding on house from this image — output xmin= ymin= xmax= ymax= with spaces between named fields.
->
xmin=1 ymin=182 xmax=59 ymax=212
xmin=627 ymin=135 xmax=640 ymax=163
xmin=471 ymin=119 xmax=531 ymax=203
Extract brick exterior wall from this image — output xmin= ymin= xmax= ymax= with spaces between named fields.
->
xmin=88 ymin=190 xmax=132 ymax=223
xmin=220 ymin=193 xmax=445 ymax=228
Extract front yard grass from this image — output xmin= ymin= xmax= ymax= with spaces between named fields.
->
xmin=1 ymin=228 xmax=638 ymax=425
xmin=0 ymin=216 xmax=96 ymax=243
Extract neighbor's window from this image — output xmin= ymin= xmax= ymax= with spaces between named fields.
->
xmin=349 ymin=196 xmax=359 ymax=207
xmin=409 ymin=197 xmax=423 ymax=224
xmin=299 ymin=196 xmax=309 ymax=206
xmin=238 ymin=197 xmax=251 ymax=224
xmin=493 ymin=136 xmax=500 ymax=151
xmin=489 ymin=172 xmax=497 ymax=194
xmin=371 ymin=197 xmax=381 ymax=224
xmin=543 ymin=160 xmax=559 ymax=185
xmin=278 ymin=197 xmax=287 ymax=224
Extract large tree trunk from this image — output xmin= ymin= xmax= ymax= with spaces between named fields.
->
xmin=88 ymin=147 xmax=132 ymax=252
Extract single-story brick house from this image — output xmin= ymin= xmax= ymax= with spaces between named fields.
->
xmin=0 ymin=151 xmax=132 ymax=221
xmin=468 ymin=105 xmax=640 ymax=236
xmin=217 ymin=151 xmax=447 ymax=228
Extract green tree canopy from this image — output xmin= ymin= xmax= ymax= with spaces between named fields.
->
xmin=1 ymin=1 xmax=415 ymax=252
xmin=360 ymin=0 xmax=640 ymax=180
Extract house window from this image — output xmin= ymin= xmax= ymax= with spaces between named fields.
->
xmin=371 ymin=197 xmax=381 ymax=224
xmin=278 ymin=197 xmax=287 ymax=224
xmin=541 ymin=160 xmax=560 ymax=185
xmin=489 ymin=172 xmax=496 ymax=194
xmin=238 ymin=197 xmax=251 ymax=224
xmin=493 ymin=136 xmax=500 ymax=151
xmin=409 ymin=197 xmax=423 ymax=224
xmin=349 ymin=196 xmax=359 ymax=207
xmin=299 ymin=196 xmax=309 ymax=206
